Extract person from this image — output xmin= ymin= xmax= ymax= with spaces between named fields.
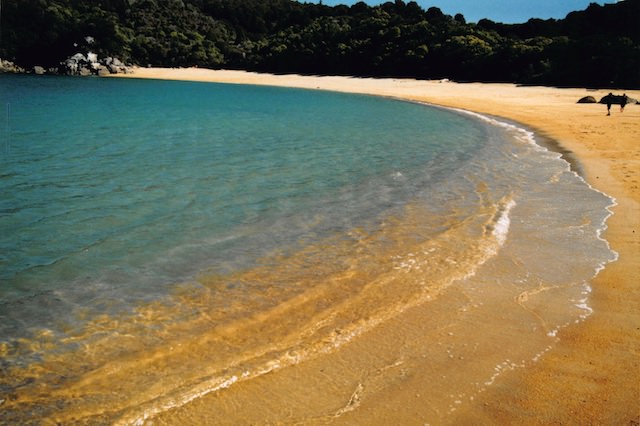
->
xmin=606 ymin=92 xmax=613 ymax=116
xmin=621 ymin=94 xmax=628 ymax=112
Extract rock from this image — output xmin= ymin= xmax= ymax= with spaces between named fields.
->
xmin=78 ymin=66 xmax=92 ymax=76
xmin=61 ymin=54 xmax=83 ymax=75
xmin=104 ymin=58 xmax=129 ymax=74
xmin=97 ymin=66 xmax=111 ymax=77
xmin=577 ymin=96 xmax=597 ymax=104
xmin=59 ymin=52 xmax=131 ymax=76
xmin=0 ymin=59 xmax=24 ymax=73
xmin=71 ymin=53 xmax=86 ymax=62
xmin=0 ymin=53 xmax=130 ymax=77
xmin=63 ymin=61 xmax=78 ymax=75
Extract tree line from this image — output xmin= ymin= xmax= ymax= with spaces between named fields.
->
xmin=1 ymin=0 xmax=639 ymax=87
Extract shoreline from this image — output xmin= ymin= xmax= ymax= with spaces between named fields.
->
xmin=111 ymin=68 xmax=640 ymax=423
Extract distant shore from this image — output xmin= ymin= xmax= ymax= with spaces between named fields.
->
xmin=111 ymin=68 xmax=640 ymax=423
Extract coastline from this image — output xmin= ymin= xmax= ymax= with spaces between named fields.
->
xmin=111 ymin=68 xmax=639 ymax=423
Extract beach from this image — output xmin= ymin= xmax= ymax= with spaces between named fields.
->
xmin=110 ymin=68 xmax=639 ymax=424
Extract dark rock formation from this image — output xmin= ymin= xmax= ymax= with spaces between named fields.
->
xmin=577 ymin=96 xmax=597 ymax=103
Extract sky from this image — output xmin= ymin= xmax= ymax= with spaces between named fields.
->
xmin=305 ymin=0 xmax=615 ymax=24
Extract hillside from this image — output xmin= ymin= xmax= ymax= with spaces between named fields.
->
xmin=1 ymin=0 xmax=639 ymax=87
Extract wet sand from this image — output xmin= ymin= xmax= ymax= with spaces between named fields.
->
xmin=112 ymin=68 xmax=639 ymax=424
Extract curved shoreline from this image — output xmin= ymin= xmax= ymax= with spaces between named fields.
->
xmin=111 ymin=68 xmax=640 ymax=423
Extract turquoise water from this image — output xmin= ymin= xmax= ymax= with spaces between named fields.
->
xmin=0 ymin=75 xmax=616 ymax=423
xmin=1 ymin=76 xmax=483 ymax=298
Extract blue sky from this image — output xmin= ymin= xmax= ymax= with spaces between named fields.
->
xmin=303 ymin=0 xmax=614 ymax=24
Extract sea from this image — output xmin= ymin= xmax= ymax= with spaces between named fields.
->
xmin=0 ymin=75 xmax=617 ymax=423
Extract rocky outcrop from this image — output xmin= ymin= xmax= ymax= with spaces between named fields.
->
xmin=0 ymin=59 xmax=25 ymax=73
xmin=3 ymin=54 xmax=130 ymax=76
xmin=3 ymin=53 xmax=131 ymax=77
xmin=59 ymin=53 xmax=131 ymax=76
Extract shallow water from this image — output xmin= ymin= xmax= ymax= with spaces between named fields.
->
xmin=0 ymin=75 xmax=616 ymax=423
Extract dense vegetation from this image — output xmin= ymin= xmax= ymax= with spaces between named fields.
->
xmin=1 ymin=0 xmax=639 ymax=87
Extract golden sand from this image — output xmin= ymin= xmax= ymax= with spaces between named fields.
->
xmin=112 ymin=68 xmax=640 ymax=424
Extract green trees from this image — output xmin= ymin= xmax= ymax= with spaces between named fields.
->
xmin=1 ymin=0 xmax=638 ymax=87
xmin=125 ymin=0 xmax=231 ymax=67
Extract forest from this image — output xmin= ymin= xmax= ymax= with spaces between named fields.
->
xmin=1 ymin=0 xmax=639 ymax=87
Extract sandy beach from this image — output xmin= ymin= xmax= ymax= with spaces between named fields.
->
xmin=112 ymin=68 xmax=639 ymax=424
